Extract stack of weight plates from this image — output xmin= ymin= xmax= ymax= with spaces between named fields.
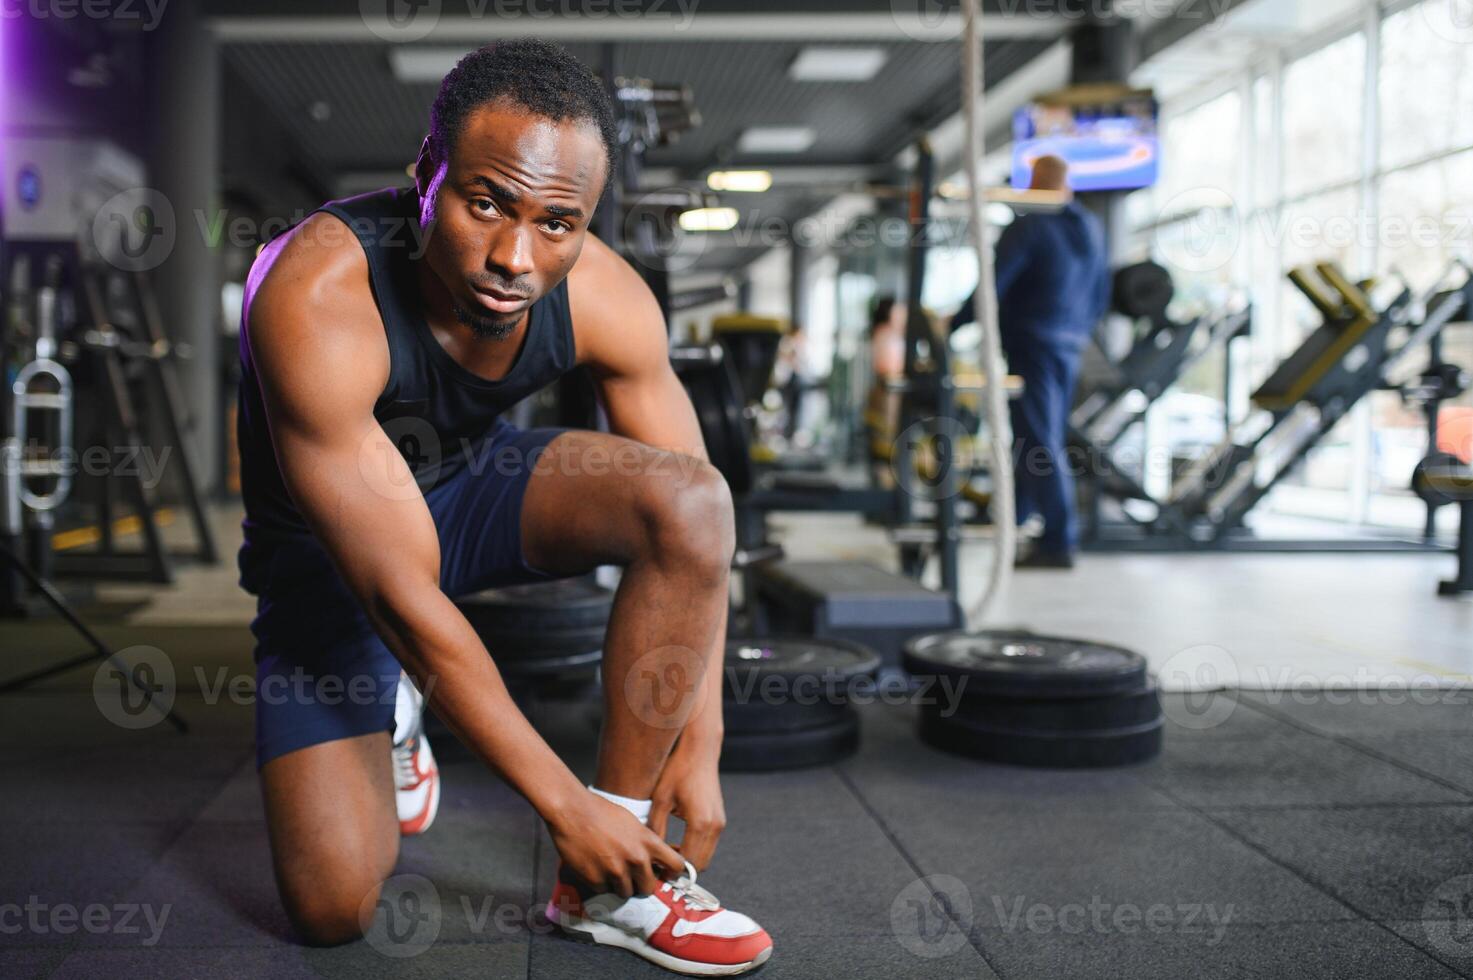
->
xmin=720 ymin=636 xmax=881 ymax=772
xmin=455 ymin=576 xmax=613 ymax=681
xmin=903 ymin=630 xmax=1163 ymax=768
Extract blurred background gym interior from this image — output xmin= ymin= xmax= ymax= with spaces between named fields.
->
xmin=4 ymin=1 xmax=1473 ymax=977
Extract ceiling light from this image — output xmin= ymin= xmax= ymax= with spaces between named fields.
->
xmin=707 ymin=170 xmax=773 ymax=193
xmin=679 ymin=207 xmax=740 ymax=232
xmin=789 ymin=46 xmax=888 ymax=82
xmin=389 ymin=47 xmax=468 ymax=83
xmin=736 ymin=127 xmax=816 ymax=155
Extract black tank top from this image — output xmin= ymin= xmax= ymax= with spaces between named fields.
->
xmin=237 ymin=186 xmax=577 ymax=538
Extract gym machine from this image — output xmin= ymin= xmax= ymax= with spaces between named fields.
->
xmin=602 ymin=70 xmax=703 ymax=316
xmin=3 ymin=254 xmax=73 ymax=605
xmin=62 ymin=246 xmax=218 ymax=580
xmin=1399 ymin=262 xmax=1473 ymax=542
xmin=1092 ymin=262 xmax=1471 ymax=549
xmin=1405 ymin=266 xmax=1473 ymax=595
xmin=2 ymin=243 xmax=218 ymax=587
xmin=0 ymin=177 xmax=189 ymax=729
xmin=1072 ymin=260 xmax=1253 ymax=546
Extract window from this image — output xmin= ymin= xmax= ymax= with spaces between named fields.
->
xmin=1158 ymin=90 xmax=1243 ymax=211
xmin=1379 ymin=0 xmax=1473 ymax=171
xmin=1378 ymin=148 xmax=1473 ymax=291
xmin=1143 ymin=91 xmax=1245 ymax=294
xmin=922 ymin=243 xmax=979 ymax=315
xmin=804 ymin=254 xmax=840 ymax=378
xmin=1251 ymin=74 xmax=1276 ymax=210
xmin=1282 ymin=32 xmax=1365 ymax=199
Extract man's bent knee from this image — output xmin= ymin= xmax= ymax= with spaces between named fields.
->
xmin=643 ymin=462 xmax=735 ymax=579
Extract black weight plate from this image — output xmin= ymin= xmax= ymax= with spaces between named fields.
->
xmin=1113 ymin=261 xmax=1174 ymax=319
xmin=675 ymin=353 xmax=754 ymax=496
xmin=904 ymin=630 xmax=1147 ymax=699
xmin=721 ymin=692 xmax=852 ymax=735
xmin=474 ymin=623 xmax=609 ymax=656
xmin=946 ymin=681 xmax=1162 ymax=733
xmin=721 ymin=638 xmax=879 ymax=736
xmin=456 ymin=576 xmax=613 ymax=635
xmin=1412 ymin=452 xmax=1467 ymax=507
xmin=493 ymin=645 xmax=603 ymax=677
xmin=724 ymin=636 xmax=882 ymax=686
xmin=918 ymin=710 xmax=1163 ymax=769
xmin=719 ymin=709 xmax=860 ymax=772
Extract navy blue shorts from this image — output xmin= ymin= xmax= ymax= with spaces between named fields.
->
xmin=239 ymin=423 xmax=566 ymax=768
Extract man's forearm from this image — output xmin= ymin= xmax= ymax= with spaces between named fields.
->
xmin=367 ymin=582 xmax=588 ymax=820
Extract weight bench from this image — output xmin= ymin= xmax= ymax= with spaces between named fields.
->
xmin=754 ymin=559 xmax=964 ymax=670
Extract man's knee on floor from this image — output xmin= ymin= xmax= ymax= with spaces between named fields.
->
xmin=284 ymin=875 xmax=384 ymax=946
xmin=276 ymin=841 xmax=398 ymax=948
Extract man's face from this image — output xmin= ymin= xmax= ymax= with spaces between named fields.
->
xmin=417 ymin=101 xmax=607 ymax=339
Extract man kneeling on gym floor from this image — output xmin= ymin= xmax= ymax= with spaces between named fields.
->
xmin=235 ymin=39 xmax=772 ymax=975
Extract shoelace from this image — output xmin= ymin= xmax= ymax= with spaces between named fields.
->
xmin=662 ymin=861 xmax=720 ymax=912
xmin=392 ymin=735 xmax=421 ymax=788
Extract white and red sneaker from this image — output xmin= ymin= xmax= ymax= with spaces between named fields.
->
xmin=546 ymin=860 xmax=772 ymax=976
xmin=391 ymin=675 xmax=440 ymax=836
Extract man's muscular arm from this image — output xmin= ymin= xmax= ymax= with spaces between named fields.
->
xmin=245 ymin=217 xmax=682 ymax=896
xmin=568 ymin=236 xmax=708 ymax=459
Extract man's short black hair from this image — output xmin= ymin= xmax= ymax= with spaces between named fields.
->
xmin=428 ymin=39 xmax=619 ymax=190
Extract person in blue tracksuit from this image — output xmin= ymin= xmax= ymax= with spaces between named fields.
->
xmin=952 ymin=155 xmax=1110 ymax=568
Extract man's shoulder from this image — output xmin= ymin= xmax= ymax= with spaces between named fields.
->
xmin=565 ymin=234 xmax=665 ymax=366
xmin=1064 ymin=200 xmax=1103 ymax=229
xmin=566 ymin=232 xmax=643 ymax=297
xmin=249 ymin=210 xmax=368 ymax=292
xmin=247 ymin=213 xmax=375 ymax=326
xmin=243 ymin=211 xmax=385 ymax=367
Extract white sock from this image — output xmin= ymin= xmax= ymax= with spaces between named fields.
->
xmin=588 ymin=785 xmax=652 ymax=825
xmin=584 ymin=788 xmax=668 ymax=909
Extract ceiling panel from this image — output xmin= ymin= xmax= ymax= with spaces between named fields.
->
xmin=224 ymin=39 xmax=1045 ymax=175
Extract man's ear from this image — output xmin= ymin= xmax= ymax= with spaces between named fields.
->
xmin=413 ymin=136 xmax=435 ymax=196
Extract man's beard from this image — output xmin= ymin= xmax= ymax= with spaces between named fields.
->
xmin=454 ymin=303 xmax=520 ymax=341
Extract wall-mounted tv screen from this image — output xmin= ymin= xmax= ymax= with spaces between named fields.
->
xmin=1011 ymin=94 xmax=1160 ymax=193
